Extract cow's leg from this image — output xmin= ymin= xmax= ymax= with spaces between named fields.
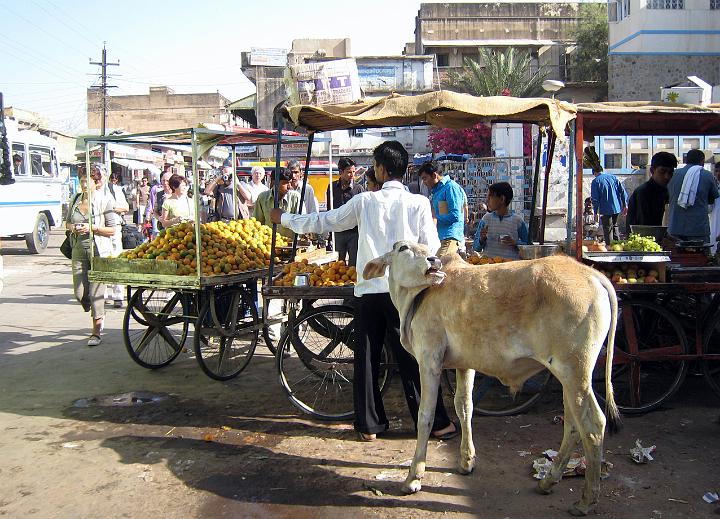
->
xmin=537 ymin=390 xmax=579 ymax=495
xmin=454 ymin=368 xmax=476 ymax=475
xmin=402 ymin=357 xmax=442 ymax=494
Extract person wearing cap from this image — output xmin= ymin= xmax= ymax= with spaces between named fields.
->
xmin=666 ymin=148 xmax=719 ymax=244
xmin=326 ymin=157 xmax=364 ymax=266
xmin=253 ymin=167 xmax=301 ymax=239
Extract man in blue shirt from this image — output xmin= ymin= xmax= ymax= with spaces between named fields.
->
xmin=591 ymin=167 xmax=628 ymax=244
xmin=666 ymin=149 xmax=719 ymax=243
xmin=418 ymin=161 xmax=466 ymax=255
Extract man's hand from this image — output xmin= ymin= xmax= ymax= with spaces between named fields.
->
xmin=479 ymin=227 xmax=488 ymax=242
xmin=500 ymin=235 xmax=516 ymax=246
xmin=270 ymin=208 xmax=284 ymax=224
xmin=621 ymin=207 xmax=628 ymax=216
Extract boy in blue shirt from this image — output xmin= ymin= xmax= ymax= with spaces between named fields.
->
xmin=418 ymin=161 xmax=466 ymax=255
xmin=473 ymin=182 xmax=528 ymax=260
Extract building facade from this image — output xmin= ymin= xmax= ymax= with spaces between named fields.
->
xmin=86 ymin=86 xmax=244 ymax=134
xmin=409 ymin=2 xmax=583 ymax=82
xmin=607 ymin=0 xmax=720 ymax=101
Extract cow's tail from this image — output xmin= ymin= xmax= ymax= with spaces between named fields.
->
xmin=595 ymin=272 xmax=622 ymax=434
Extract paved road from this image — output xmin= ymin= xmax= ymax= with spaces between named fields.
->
xmin=1 ymin=231 xmax=719 ymax=518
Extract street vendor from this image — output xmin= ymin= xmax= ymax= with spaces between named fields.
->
xmin=625 ymin=151 xmax=676 ymax=235
xmin=270 ymin=141 xmax=458 ymax=442
xmin=666 ymin=149 xmax=719 ymax=244
xmin=253 ymin=167 xmax=301 ymax=239
xmin=473 ymin=182 xmax=528 ymax=260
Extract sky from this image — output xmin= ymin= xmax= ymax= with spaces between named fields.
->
xmin=0 ymin=0 xmax=590 ymax=134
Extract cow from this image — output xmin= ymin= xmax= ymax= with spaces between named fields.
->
xmin=363 ymin=241 xmax=620 ymax=516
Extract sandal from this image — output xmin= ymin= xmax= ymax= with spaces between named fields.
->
xmin=432 ymin=421 xmax=460 ymax=441
xmin=356 ymin=431 xmax=376 ymax=442
xmin=87 ymin=334 xmax=102 ymax=347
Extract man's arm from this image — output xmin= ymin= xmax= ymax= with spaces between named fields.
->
xmin=276 ymin=195 xmax=359 ymax=235
xmin=590 ymin=178 xmax=600 ymax=216
xmin=473 ymin=220 xmax=487 ymax=252
xmin=516 ymin=218 xmax=529 ymax=245
xmin=434 ymin=184 xmax=463 ymax=225
xmin=709 ymin=175 xmax=719 ymax=204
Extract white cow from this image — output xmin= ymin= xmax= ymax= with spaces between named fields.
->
xmin=363 ymin=241 xmax=620 ymax=516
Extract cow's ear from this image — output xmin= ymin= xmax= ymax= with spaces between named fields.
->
xmin=363 ymin=253 xmax=391 ymax=279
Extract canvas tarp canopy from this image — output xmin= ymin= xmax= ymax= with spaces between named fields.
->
xmin=284 ymin=90 xmax=576 ymax=137
xmin=575 ymin=101 xmax=720 ymax=138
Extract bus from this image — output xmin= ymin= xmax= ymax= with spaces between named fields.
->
xmin=0 ymin=117 xmax=63 ymax=253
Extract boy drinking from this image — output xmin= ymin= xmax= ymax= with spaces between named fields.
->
xmin=473 ymin=182 xmax=528 ymax=260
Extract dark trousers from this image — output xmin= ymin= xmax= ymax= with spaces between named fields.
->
xmin=353 ymin=292 xmax=452 ymax=435
xmin=600 ymin=213 xmax=620 ymax=244
xmin=334 ymin=230 xmax=359 ymax=267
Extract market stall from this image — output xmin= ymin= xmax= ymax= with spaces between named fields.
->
xmin=263 ymin=91 xmax=577 ymax=420
xmin=571 ymin=102 xmax=720 ymax=413
xmin=86 ymin=126 xmax=307 ymax=381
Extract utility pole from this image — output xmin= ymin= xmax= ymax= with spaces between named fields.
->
xmin=89 ymin=44 xmax=119 ymax=136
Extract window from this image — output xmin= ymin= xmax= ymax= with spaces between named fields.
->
xmin=647 ymin=0 xmax=683 ymax=9
xmin=604 ymin=154 xmax=623 ymax=169
xmin=435 ymin=53 xmax=449 ymax=67
xmin=29 ymin=146 xmax=54 ymax=176
xmin=630 ymin=153 xmax=649 ymax=168
xmin=623 ymin=0 xmax=631 ymax=16
xmin=711 ymin=0 xmax=719 ymax=8
xmin=11 ymin=144 xmax=26 ymax=175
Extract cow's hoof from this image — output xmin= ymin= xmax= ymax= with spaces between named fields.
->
xmin=536 ymin=479 xmax=555 ymax=495
xmin=458 ymin=458 xmax=475 ymax=475
xmin=568 ymin=501 xmax=594 ymax=516
xmin=402 ymin=479 xmax=422 ymax=494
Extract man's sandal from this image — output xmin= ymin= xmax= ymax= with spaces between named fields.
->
xmin=87 ymin=335 xmax=102 ymax=347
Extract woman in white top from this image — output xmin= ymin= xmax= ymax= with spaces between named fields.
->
xmin=160 ymin=174 xmax=195 ymax=227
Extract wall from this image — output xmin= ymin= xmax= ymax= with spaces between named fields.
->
xmin=86 ymin=86 xmax=231 ymax=133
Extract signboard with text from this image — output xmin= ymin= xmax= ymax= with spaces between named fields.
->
xmin=249 ymin=47 xmax=288 ymax=67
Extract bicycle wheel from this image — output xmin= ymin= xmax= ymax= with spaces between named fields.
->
xmin=593 ymin=300 xmax=689 ymax=414
xmin=277 ymin=304 xmax=355 ymax=420
xmin=701 ymin=310 xmax=720 ymax=398
xmin=194 ymin=287 xmax=258 ymax=381
xmin=443 ymin=369 xmax=551 ymax=416
xmin=123 ymin=288 xmax=189 ymax=369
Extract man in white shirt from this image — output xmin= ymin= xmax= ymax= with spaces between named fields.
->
xmin=241 ymin=166 xmax=269 ymax=211
xmin=272 ymin=141 xmax=456 ymax=442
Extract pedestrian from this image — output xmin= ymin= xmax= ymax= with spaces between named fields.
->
xmin=590 ymin=165 xmax=628 ymax=244
xmin=241 ymin=166 xmax=269 ymax=212
xmin=288 ymin=159 xmax=319 ymax=214
xmin=625 ymin=152 xmax=676 ymax=235
xmin=710 ymin=161 xmax=720 ymax=254
xmin=364 ymin=166 xmax=380 ymax=192
xmin=66 ymin=165 xmax=119 ymax=346
xmin=270 ymin=141 xmax=458 ymax=442
xmin=135 ymin=176 xmax=150 ymax=232
xmin=160 ymin=174 xmax=195 ymax=227
xmin=666 ymin=148 xmax=719 ymax=244
xmin=473 ymin=182 xmax=529 ymax=260
xmin=417 ymin=161 xmax=465 ymax=256
xmin=150 ymin=172 xmax=173 ymax=233
xmin=105 ymin=169 xmax=130 ymax=308
xmin=326 ymin=157 xmax=364 ymax=266
xmin=204 ymin=170 xmax=249 ymax=221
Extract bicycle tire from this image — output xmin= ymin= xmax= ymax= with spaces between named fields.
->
xmin=123 ymin=288 xmax=188 ymax=369
xmin=194 ymin=287 xmax=258 ymax=381
xmin=593 ymin=300 xmax=689 ymax=414
xmin=701 ymin=309 xmax=720 ymax=398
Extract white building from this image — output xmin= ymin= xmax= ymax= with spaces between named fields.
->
xmin=607 ymin=0 xmax=720 ymax=100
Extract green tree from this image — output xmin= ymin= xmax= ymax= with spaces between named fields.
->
xmin=444 ymin=48 xmax=548 ymax=97
xmin=569 ymin=3 xmax=608 ymax=83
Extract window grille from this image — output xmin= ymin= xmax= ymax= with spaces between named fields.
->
xmin=647 ymin=0 xmax=684 ymax=9
xmin=711 ymin=0 xmax=719 ymax=9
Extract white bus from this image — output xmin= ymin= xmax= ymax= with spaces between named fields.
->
xmin=0 ymin=118 xmax=63 ymax=253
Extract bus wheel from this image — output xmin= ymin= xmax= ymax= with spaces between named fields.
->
xmin=26 ymin=213 xmax=50 ymax=254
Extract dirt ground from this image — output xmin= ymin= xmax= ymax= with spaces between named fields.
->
xmin=1 ymin=231 xmax=719 ymax=519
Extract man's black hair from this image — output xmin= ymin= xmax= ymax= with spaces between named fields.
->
xmin=417 ymin=161 xmax=439 ymax=177
xmin=650 ymin=151 xmax=677 ymax=170
xmin=373 ymin=141 xmax=408 ymax=178
xmin=488 ymin=181 xmax=514 ymax=206
xmin=273 ymin=167 xmax=293 ymax=183
xmin=685 ymin=149 xmax=705 ymax=165
xmin=337 ymin=157 xmax=355 ymax=171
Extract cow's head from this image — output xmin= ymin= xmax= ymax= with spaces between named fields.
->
xmin=364 ymin=241 xmax=446 ymax=288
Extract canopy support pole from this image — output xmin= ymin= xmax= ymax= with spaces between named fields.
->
xmin=539 ymin=128 xmax=556 ymax=244
xmin=191 ymin=130 xmax=202 ymax=279
xmin=528 ymin=127 xmax=544 ymax=244
xmin=292 ymin=132 xmax=315 ymax=260
xmin=574 ymin=114 xmax=585 ymax=261
xmin=267 ymin=121 xmax=284 ymax=290
xmin=565 ymin=120 xmax=576 ymax=253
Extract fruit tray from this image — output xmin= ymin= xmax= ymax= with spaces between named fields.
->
xmin=582 ymin=251 xmax=671 ymax=263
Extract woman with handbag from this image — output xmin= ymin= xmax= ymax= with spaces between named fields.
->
xmin=66 ymin=165 xmax=119 ymax=347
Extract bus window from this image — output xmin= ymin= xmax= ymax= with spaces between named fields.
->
xmin=12 ymin=144 xmax=27 ymax=175
xmin=29 ymin=146 xmax=53 ymax=176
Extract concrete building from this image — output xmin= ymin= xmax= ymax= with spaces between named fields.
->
xmin=86 ymin=86 xmax=246 ymax=134
xmin=408 ymin=2 xmax=583 ymax=82
xmin=608 ymin=0 xmax=720 ymax=101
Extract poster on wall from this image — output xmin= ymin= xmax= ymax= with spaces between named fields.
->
xmin=286 ymin=58 xmax=361 ymax=106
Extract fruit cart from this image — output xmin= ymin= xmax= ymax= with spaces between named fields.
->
xmin=86 ymin=126 xmax=307 ymax=380
xmin=570 ymin=103 xmax=720 ymax=413
xmin=263 ymin=92 xmax=576 ymax=419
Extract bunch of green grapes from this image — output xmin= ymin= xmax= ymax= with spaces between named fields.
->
xmin=622 ymin=233 xmax=662 ymax=252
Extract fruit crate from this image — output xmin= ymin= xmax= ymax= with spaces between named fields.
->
xmin=583 ymin=251 xmax=670 ymax=284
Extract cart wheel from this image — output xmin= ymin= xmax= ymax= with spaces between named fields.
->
xmin=442 ymin=369 xmax=551 ymax=416
xmin=262 ymin=324 xmax=278 ymax=355
xmin=277 ymin=304 xmax=356 ymax=420
xmin=701 ymin=309 xmax=720 ymax=398
xmin=593 ymin=300 xmax=689 ymax=414
xmin=123 ymin=288 xmax=189 ymax=369
xmin=194 ymin=287 xmax=258 ymax=381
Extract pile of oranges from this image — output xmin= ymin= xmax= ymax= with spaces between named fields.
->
xmin=119 ymin=219 xmax=288 ymax=276
xmin=274 ymin=259 xmax=357 ymax=287
xmin=466 ymin=254 xmax=514 ymax=265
